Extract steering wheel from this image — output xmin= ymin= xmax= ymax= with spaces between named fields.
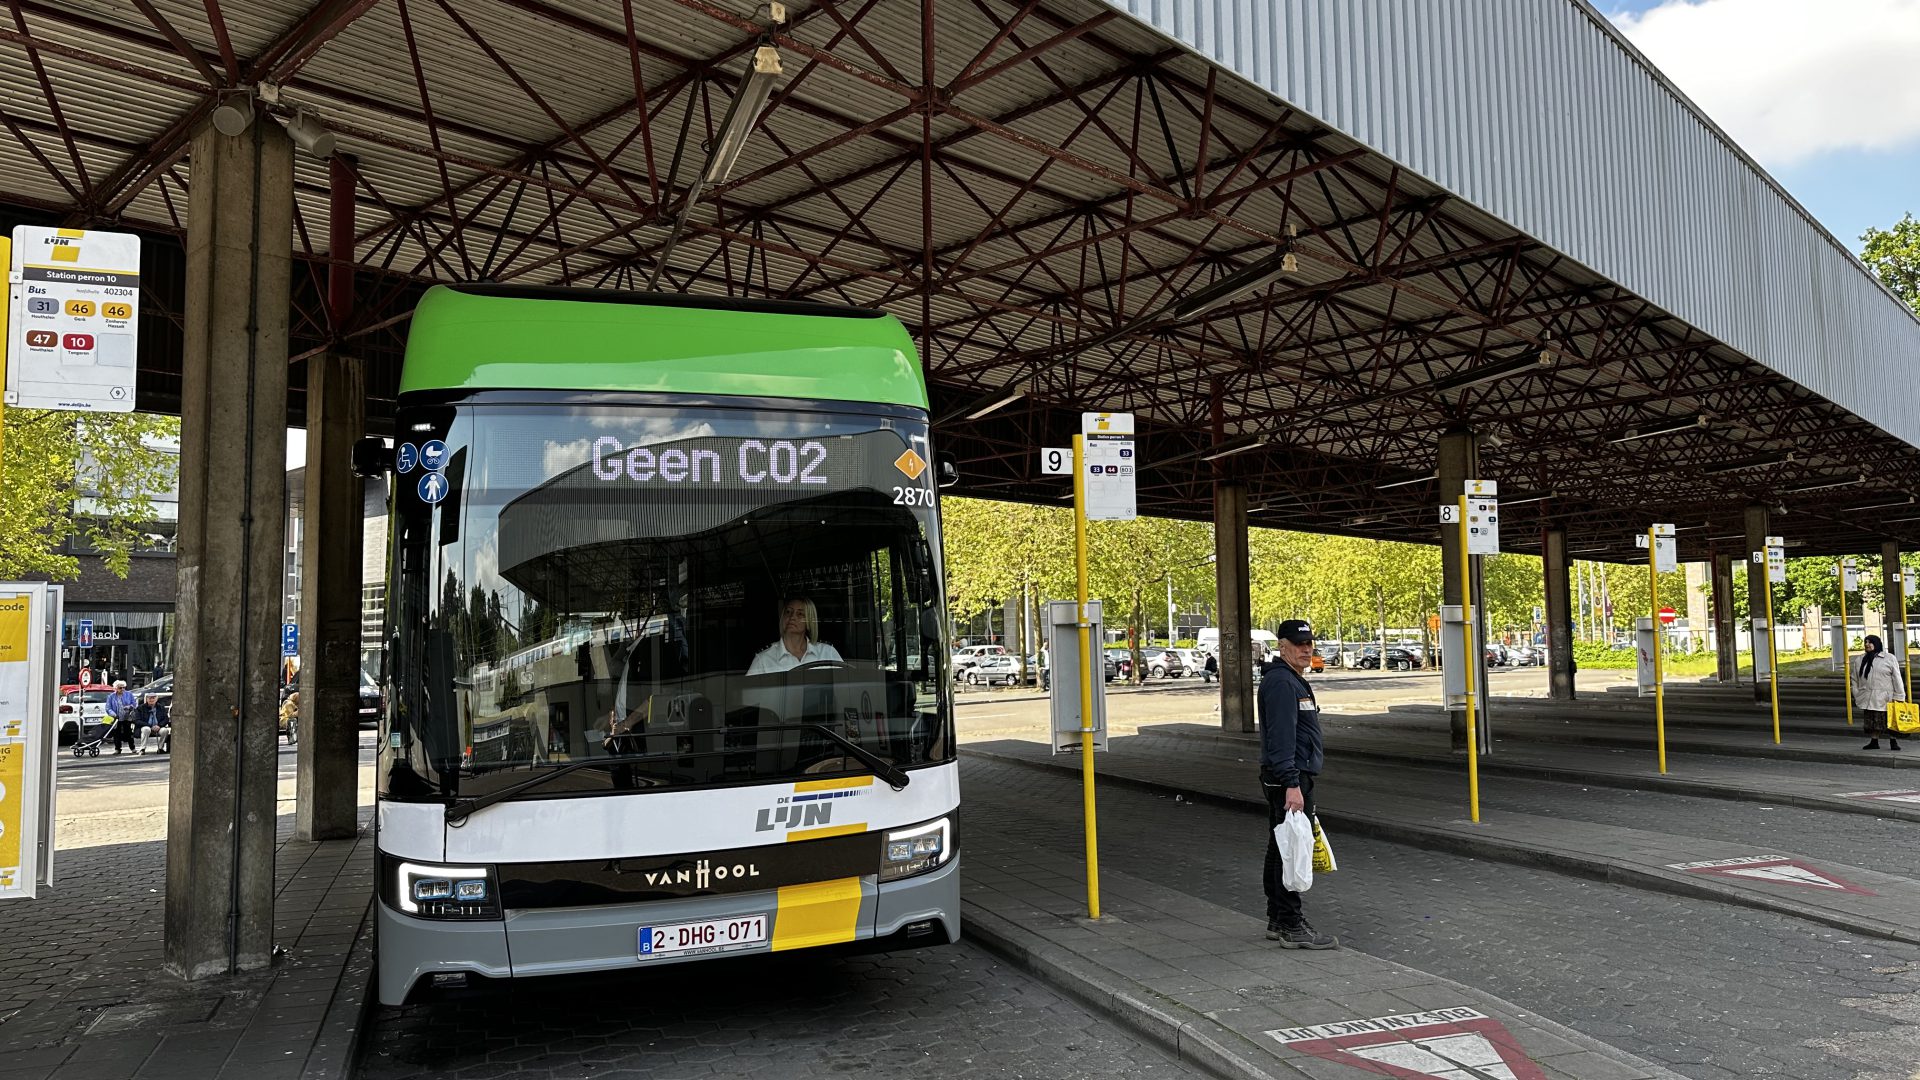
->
xmin=792 ymin=660 xmax=852 ymax=672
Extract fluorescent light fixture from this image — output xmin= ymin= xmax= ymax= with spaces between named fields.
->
xmin=963 ymin=381 xmax=1028 ymax=421
xmin=1428 ymin=350 xmax=1554 ymax=393
xmin=1499 ymin=491 xmax=1554 ymax=507
xmin=706 ymin=45 xmax=784 ymax=184
xmin=1570 ymin=547 xmax=1610 ymax=555
xmin=280 ymin=108 xmax=336 ymax=158
xmin=1706 ymin=534 xmax=1744 ymax=541
xmin=1782 ymin=473 xmax=1868 ymax=494
xmin=1675 ymin=523 xmax=1709 ymax=532
xmin=1608 ymin=415 xmax=1707 ymax=444
xmin=1700 ymin=452 xmax=1792 ymax=475
xmin=1199 ymin=436 xmax=1268 ymax=462
xmin=1882 ymin=515 xmax=1920 ymax=524
xmin=1172 ymin=251 xmax=1294 ymax=321
xmin=1844 ymin=495 xmax=1915 ymax=512
xmin=1346 ymin=515 xmax=1382 ymax=526
xmin=1375 ymin=474 xmax=1435 ymax=490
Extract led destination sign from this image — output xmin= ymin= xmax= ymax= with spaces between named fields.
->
xmin=590 ymin=436 xmax=831 ymax=487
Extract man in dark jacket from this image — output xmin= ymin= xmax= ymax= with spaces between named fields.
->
xmin=1257 ymin=619 xmax=1337 ymax=949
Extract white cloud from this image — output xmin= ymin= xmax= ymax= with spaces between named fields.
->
xmin=1611 ymin=0 xmax=1920 ymax=167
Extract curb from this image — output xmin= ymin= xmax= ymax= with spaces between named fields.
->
xmin=305 ymin=892 xmax=377 ymax=1080
xmin=962 ymin=905 xmax=1288 ymax=1080
xmin=961 ymin=748 xmax=1920 ymax=949
xmin=1134 ymin=726 xmax=1920 ymax=822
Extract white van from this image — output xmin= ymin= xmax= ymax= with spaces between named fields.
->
xmin=1195 ymin=627 xmax=1280 ymax=655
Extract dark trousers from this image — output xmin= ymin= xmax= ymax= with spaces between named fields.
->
xmin=109 ymin=719 xmax=136 ymax=751
xmin=1864 ymin=710 xmax=1892 ymax=739
xmin=1262 ymin=772 xmax=1317 ymax=927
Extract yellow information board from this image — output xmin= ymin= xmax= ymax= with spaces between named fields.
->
xmin=0 ymin=584 xmax=56 ymax=899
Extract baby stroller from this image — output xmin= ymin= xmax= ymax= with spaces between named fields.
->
xmin=72 ymin=714 xmax=132 ymax=758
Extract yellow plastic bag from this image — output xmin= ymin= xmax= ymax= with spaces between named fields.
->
xmin=1890 ymin=701 xmax=1920 ymax=735
xmin=1311 ymin=815 xmax=1337 ymax=874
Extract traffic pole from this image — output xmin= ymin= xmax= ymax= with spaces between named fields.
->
xmin=1072 ymin=434 xmax=1100 ymax=919
xmin=1650 ymin=528 xmax=1667 ymax=774
xmin=1764 ymin=567 xmax=1781 ymax=745
xmin=1839 ymin=562 xmax=1853 ymax=726
xmin=1458 ymin=495 xmax=1479 ymax=823
xmin=1903 ymin=571 xmax=1913 ymax=697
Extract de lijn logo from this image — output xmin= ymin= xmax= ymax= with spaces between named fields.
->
xmin=755 ymin=788 xmax=862 ymax=832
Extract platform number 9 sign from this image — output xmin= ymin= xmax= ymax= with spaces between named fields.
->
xmin=1040 ymin=447 xmax=1071 ymax=476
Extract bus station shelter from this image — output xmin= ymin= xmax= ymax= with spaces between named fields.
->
xmin=3 ymin=0 xmax=1919 ymax=980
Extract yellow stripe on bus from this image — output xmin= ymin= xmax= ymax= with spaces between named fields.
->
xmin=770 ymin=877 xmax=862 ymax=951
xmin=792 ymin=775 xmax=874 ymax=793
xmin=785 ymin=823 xmax=866 ymax=842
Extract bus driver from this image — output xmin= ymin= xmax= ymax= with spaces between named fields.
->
xmin=748 ymin=595 xmax=843 ymax=675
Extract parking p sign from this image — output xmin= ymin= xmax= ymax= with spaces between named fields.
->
xmin=282 ymin=623 xmax=299 ymax=657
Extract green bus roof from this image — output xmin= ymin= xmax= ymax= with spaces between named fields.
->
xmin=399 ymin=285 xmax=928 ymax=410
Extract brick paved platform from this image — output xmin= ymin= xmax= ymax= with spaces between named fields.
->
xmin=0 ymin=815 xmax=375 ymax=1080
xmin=965 ymin=728 xmax=1920 ymax=951
xmin=963 ymin=826 xmax=1686 ymax=1080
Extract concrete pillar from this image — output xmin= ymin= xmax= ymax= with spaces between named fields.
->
xmin=1437 ymin=430 xmax=1489 ymax=749
xmin=166 ymin=115 xmax=294 ymax=980
xmin=1883 ymin=541 xmax=1906 ymax=663
xmin=1710 ymin=553 xmax=1738 ymax=683
xmin=1214 ymin=482 xmax=1254 ymax=733
xmin=295 ymin=354 xmax=364 ymax=841
xmin=1683 ymin=561 xmax=1710 ymax=655
xmin=1743 ymin=504 xmax=1771 ymax=702
xmin=1543 ymin=527 xmax=1575 ymax=701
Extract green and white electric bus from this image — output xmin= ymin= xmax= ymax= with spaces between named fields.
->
xmin=373 ymin=286 xmax=959 ymax=1005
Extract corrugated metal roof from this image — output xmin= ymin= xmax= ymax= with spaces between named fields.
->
xmin=1105 ymin=0 xmax=1920 ymax=450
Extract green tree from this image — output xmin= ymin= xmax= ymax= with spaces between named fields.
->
xmin=0 ymin=410 xmax=179 ymax=579
xmin=1861 ymin=213 xmax=1920 ymax=315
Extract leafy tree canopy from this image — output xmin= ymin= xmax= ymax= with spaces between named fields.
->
xmin=1861 ymin=212 xmax=1920 ymax=316
xmin=0 ymin=410 xmax=179 ymax=579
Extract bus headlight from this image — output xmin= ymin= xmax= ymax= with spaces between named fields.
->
xmin=879 ymin=817 xmax=952 ymax=882
xmin=383 ymin=857 xmax=502 ymax=920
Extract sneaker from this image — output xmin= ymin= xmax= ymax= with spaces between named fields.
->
xmin=1265 ymin=919 xmax=1283 ymax=940
xmin=1864 ymin=740 xmax=1882 ymax=750
xmin=1273 ymin=923 xmax=1338 ymax=950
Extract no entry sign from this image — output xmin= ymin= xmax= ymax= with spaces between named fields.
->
xmin=1659 ymin=607 xmax=1676 ymax=625
xmin=1268 ymin=1007 xmax=1546 ymax=1079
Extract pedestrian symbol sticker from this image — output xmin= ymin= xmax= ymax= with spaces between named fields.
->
xmin=418 ymin=472 xmax=450 ymax=504
xmin=396 ymin=443 xmax=418 ymax=474
xmin=1667 ymin=855 xmax=1875 ymax=895
xmin=1268 ymin=1008 xmax=1546 ymax=1079
xmin=420 ymin=440 xmax=448 ymax=472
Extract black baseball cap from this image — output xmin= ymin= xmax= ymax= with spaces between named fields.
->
xmin=1277 ymin=619 xmax=1314 ymax=645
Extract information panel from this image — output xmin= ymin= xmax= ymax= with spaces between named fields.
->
xmin=7 ymin=226 xmax=141 ymax=412
xmin=0 ymin=583 xmax=58 ymax=900
xmin=1081 ymin=412 xmax=1135 ymax=521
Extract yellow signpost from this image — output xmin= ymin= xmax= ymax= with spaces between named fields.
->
xmin=1838 ymin=558 xmax=1854 ymax=727
xmin=1456 ymin=494 xmax=1479 ymax=823
xmin=1761 ymin=542 xmax=1782 ymax=744
xmin=1071 ymin=435 xmax=1100 ymax=919
xmin=1648 ymin=528 xmax=1667 ymax=774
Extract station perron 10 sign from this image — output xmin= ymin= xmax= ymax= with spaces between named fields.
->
xmin=5 ymin=225 xmax=141 ymax=413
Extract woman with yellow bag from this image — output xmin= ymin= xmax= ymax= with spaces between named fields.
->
xmin=1853 ymin=635 xmax=1904 ymax=752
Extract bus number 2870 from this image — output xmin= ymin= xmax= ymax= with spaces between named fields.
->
xmin=891 ymin=485 xmax=934 ymax=507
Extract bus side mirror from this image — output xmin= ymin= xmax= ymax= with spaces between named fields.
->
xmin=352 ymin=437 xmax=389 ymax=477
xmin=936 ymin=456 xmax=959 ymax=489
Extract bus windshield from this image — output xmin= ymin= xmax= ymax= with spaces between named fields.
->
xmin=382 ymin=398 xmax=954 ymax=803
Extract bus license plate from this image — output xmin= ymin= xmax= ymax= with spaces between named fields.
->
xmin=637 ymin=915 xmax=768 ymax=958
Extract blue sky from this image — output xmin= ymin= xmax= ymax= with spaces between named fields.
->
xmin=1603 ymin=0 xmax=1920 ymax=251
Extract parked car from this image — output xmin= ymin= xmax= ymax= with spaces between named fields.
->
xmin=358 ymin=670 xmax=384 ymax=726
xmin=1104 ymin=647 xmax=1134 ymax=680
xmin=1509 ymin=645 xmax=1542 ymax=667
xmin=56 ymin=686 xmax=113 ymax=745
xmin=950 ymin=644 xmax=1009 ymax=678
xmin=961 ymin=655 xmax=1021 ymax=686
xmin=1168 ymin=648 xmax=1207 ymax=676
xmin=1485 ymin=643 xmax=1509 ymax=666
xmin=1140 ymin=647 xmax=1185 ymax=679
xmin=1356 ymin=646 xmax=1421 ymax=671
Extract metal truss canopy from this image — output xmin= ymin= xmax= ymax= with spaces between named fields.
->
xmin=2 ymin=0 xmax=1916 ymax=562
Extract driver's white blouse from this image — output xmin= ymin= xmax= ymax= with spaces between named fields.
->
xmin=747 ymin=638 xmax=844 ymax=675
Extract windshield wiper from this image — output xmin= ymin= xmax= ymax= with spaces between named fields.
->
xmin=808 ymin=724 xmax=911 ymax=790
xmin=445 ymin=753 xmax=674 ymax=825
xmin=443 ymin=725 xmax=910 ymax=823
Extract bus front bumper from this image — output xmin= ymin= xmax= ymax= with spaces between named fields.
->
xmin=377 ymin=855 xmax=960 ymax=1006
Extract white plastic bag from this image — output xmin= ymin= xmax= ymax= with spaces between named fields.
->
xmin=1274 ymin=809 xmax=1315 ymax=893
